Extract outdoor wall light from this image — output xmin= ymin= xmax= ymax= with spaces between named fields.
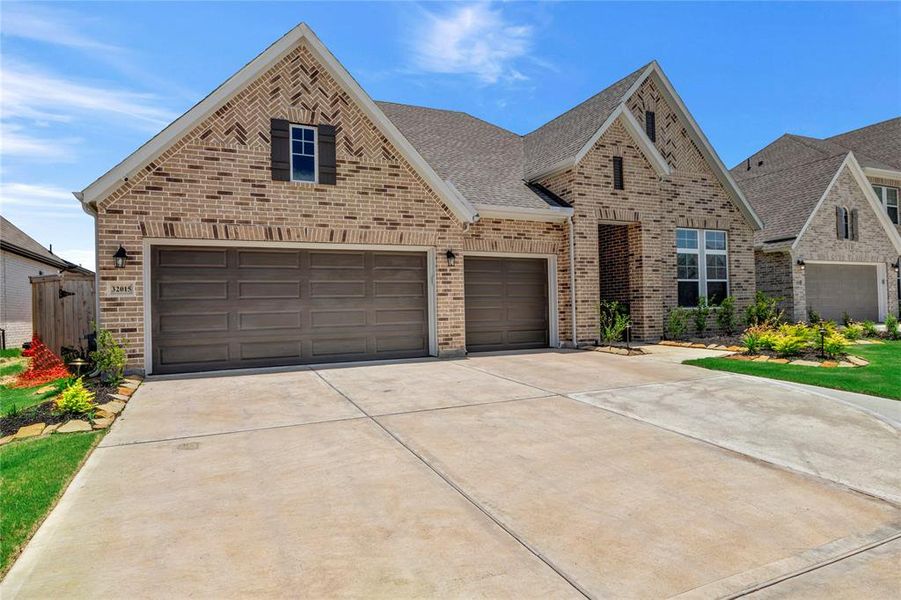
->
xmin=893 ymin=258 xmax=900 ymax=274
xmin=113 ymin=245 xmax=129 ymax=269
xmin=796 ymin=259 xmax=806 ymax=271
xmin=446 ymin=249 xmax=456 ymax=267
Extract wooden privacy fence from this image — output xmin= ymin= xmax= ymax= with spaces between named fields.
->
xmin=31 ymin=272 xmax=95 ymax=356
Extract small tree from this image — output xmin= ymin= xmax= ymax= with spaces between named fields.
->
xmin=665 ymin=307 xmax=689 ymax=340
xmin=716 ymin=296 xmax=738 ymax=336
xmin=694 ymin=296 xmax=711 ymax=337
xmin=745 ymin=291 xmax=784 ymax=327
xmin=597 ymin=301 xmax=631 ymax=344
xmin=91 ymin=326 xmax=126 ymax=384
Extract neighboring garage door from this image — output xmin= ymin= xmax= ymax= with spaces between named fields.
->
xmin=805 ymin=263 xmax=879 ymax=322
xmin=464 ymin=256 xmax=549 ymax=352
xmin=150 ymin=246 xmax=429 ymax=374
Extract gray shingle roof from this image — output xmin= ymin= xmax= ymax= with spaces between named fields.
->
xmin=522 ymin=64 xmax=648 ymax=180
xmin=377 ymin=101 xmax=564 ymax=211
xmin=733 ymin=118 xmax=900 ymax=245
xmin=0 ymin=216 xmax=93 ymax=273
xmin=826 ymin=117 xmax=901 ymax=171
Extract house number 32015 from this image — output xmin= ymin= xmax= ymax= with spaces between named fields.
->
xmin=107 ymin=282 xmax=136 ymax=297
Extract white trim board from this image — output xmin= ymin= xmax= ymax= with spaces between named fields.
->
xmin=140 ymin=238 xmax=439 ymax=375
xmin=475 ymin=204 xmax=574 ymax=222
xmin=463 ymin=251 xmax=561 ymax=348
xmin=791 ymin=152 xmax=901 ymax=255
xmin=76 ymin=23 xmax=479 ymax=226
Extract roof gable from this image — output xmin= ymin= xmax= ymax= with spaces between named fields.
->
xmin=76 ymin=24 xmax=478 ymax=225
xmin=0 ymin=216 xmax=91 ymax=272
xmin=827 ymin=117 xmax=901 ymax=171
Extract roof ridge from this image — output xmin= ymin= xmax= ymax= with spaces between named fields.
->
xmin=826 ymin=116 xmax=901 ymax=140
xmin=376 ymin=100 xmax=519 ymax=137
xmin=736 ymin=150 xmax=848 ymax=183
xmin=523 ymin=61 xmax=652 ymax=137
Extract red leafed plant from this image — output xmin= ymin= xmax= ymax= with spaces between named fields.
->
xmin=14 ymin=335 xmax=70 ymax=387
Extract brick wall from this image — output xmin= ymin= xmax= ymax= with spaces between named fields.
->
xmin=539 ymin=100 xmax=756 ymax=342
xmin=791 ymin=165 xmax=900 ymax=321
xmin=0 ymin=251 xmax=51 ymax=348
xmin=94 ymin=41 xmax=569 ymax=371
xmin=598 ymin=224 xmax=631 ymax=306
xmin=754 ymin=249 xmax=794 ymax=318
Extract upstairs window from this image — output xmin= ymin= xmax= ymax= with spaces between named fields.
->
xmin=290 ymin=125 xmax=317 ymax=183
xmin=676 ymin=228 xmax=729 ymax=307
xmin=837 ymin=206 xmax=850 ymax=239
xmin=873 ymin=185 xmax=899 ymax=224
xmin=612 ymin=156 xmax=624 ymax=190
xmin=645 ymin=110 xmax=656 ymax=142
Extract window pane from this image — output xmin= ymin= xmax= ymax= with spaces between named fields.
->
xmin=887 ymin=188 xmax=898 ymax=205
xmin=678 ymin=281 xmax=699 ymax=307
xmin=707 ymin=282 xmax=728 ymax=305
xmin=706 ymin=254 xmax=727 ymax=280
xmin=889 ymin=206 xmax=899 ymax=225
xmin=676 ymin=228 xmax=698 ymax=249
xmin=677 ymin=253 xmax=698 ymax=279
xmin=873 ymin=185 xmax=883 ymax=200
xmin=292 ymin=155 xmax=315 ymax=182
xmin=304 ymin=142 xmax=315 ymax=155
xmin=291 ymin=127 xmax=304 ymax=141
xmin=705 ymin=230 xmax=726 ymax=250
xmin=304 ymin=128 xmax=314 ymax=142
xmin=292 ymin=140 xmax=304 ymax=154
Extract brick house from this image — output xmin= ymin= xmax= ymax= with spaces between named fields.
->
xmin=75 ymin=24 xmax=761 ymax=375
xmin=733 ymin=119 xmax=901 ymax=323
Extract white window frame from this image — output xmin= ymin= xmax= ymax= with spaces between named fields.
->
xmin=873 ymin=185 xmax=899 ymax=225
xmin=676 ymin=228 xmax=730 ymax=307
xmin=838 ymin=206 xmax=851 ymax=239
xmin=289 ymin=124 xmax=318 ymax=184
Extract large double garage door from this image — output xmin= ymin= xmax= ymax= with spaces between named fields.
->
xmin=150 ymin=246 xmax=430 ymax=374
xmin=804 ymin=263 xmax=879 ymax=322
xmin=150 ymin=246 xmax=551 ymax=374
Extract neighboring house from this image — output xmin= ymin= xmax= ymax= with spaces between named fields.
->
xmin=75 ymin=24 xmax=761 ymax=375
xmin=0 ymin=216 xmax=93 ymax=348
xmin=733 ymin=118 xmax=901 ymax=323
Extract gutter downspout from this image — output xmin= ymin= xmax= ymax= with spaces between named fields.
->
xmin=73 ymin=191 xmax=100 ymax=328
xmin=567 ymin=215 xmax=577 ymax=348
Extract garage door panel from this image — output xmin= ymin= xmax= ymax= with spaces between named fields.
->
xmin=465 ymin=256 xmax=549 ymax=352
xmin=805 ymin=264 xmax=878 ymax=322
xmin=151 ymin=246 xmax=429 ymax=373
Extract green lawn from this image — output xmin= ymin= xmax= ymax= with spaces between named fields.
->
xmin=0 ymin=349 xmax=23 ymax=359
xmin=0 ymin=431 xmax=103 ymax=574
xmin=685 ymin=340 xmax=901 ymax=400
xmin=1 ymin=378 xmax=69 ymax=415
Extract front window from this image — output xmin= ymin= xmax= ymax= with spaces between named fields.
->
xmin=676 ymin=228 xmax=729 ymax=307
xmin=873 ymin=185 xmax=899 ymax=224
xmin=290 ymin=125 xmax=317 ymax=183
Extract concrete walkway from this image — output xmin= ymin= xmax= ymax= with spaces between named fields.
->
xmin=3 ymin=348 xmax=899 ymax=598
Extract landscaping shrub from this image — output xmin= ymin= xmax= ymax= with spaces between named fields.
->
xmin=54 ymin=377 xmax=95 ymax=416
xmin=716 ymin=296 xmax=738 ymax=336
xmin=771 ymin=332 xmax=807 ymax=357
xmin=861 ymin=320 xmax=878 ymax=338
xmin=841 ymin=312 xmax=854 ymax=327
xmin=823 ymin=334 xmax=849 ymax=358
xmin=665 ymin=307 xmax=689 ymax=340
xmin=843 ymin=323 xmax=864 ymax=341
xmin=597 ymin=301 xmax=631 ymax=344
xmin=806 ymin=306 xmax=821 ymax=324
xmin=91 ymin=327 xmax=126 ymax=384
xmin=741 ymin=326 xmax=771 ymax=354
xmin=745 ymin=292 xmax=784 ymax=327
xmin=13 ymin=336 xmax=70 ymax=388
xmin=693 ymin=296 xmax=710 ymax=336
xmin=885 ymin=314 xmax=901 ymax=340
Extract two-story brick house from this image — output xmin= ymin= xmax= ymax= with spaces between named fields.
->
xmin=734 ymin=119 xmax=901 ymax=323
xmin=75 ymin=24 xmax=761 ymax=374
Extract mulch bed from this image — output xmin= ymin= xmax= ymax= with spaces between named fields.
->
xmin=0 ymin=378 xmax=121 ymax=437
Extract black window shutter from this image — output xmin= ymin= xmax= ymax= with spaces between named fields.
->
xmin=645 ymin=111 xmax=656 ymax=142
xmin=270 ymin=119 xmax=290 ymax=181
xmin=850 ymin=208 xmax=859 ymax=240
xmin=835 ymin=206 xmax=843 ymax=239
xmin=613 ymin=156 xmax=624 ymax=190
xmin=318 ymin=124 xmax=337 ymax=185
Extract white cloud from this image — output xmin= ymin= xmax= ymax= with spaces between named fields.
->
xmin=0 ymin=182 xmax=81 ymax=213
xmin=411 ymin=3 xmax=533 ymax=84
xmin=1 ymin=4 xmax=121 ymax=53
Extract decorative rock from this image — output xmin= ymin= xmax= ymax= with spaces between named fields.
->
xmin=726 ymin=346 xmax=743 ymax=352
xmin=97 ymin=400 xmax=125 ymax=415
xmin=847 ymin=355 xmax=869 ymax=366
xmin=730 ymin=354 xmax=753 ymax=360
xmin=769 ymin=358 xmax=790 ymax=364
xmin=42 ymin=423 xmax=61 ymax=435
xmin=14 ymin=423 xmax=46 ymax=439
xmin=658 ymin=340 xmax=679 ymax=346
xmin=0 ymin=434 xmax=15 ymax=446
xmin=108 ymin=393 xmax=130 ymax=402
xmin=34 ymin=384 xmax=57 ymax=395
xmin=789 ymin=359 xmax=820 ymax=367
xmin=821 ymin=361 xmax=838 ymax=368
xmin=92 ymin=417 xmax=113 ymax=430
xmin=120 ymin=380 xmax=140 ymax=389
xmin=752 ymin=356 xmax=770 ymax=362
xmin=838 ymin=361 xmax=855 ymax=368
xmin=117 ymin=387 xmax=135 ymax=397
xmin=690 ymin=343 xmax=707 ymax=348
xmin=57 ymin=420 xmax=92 ymax=433
xmin=94 ymin=408 xmax=114 ymax=419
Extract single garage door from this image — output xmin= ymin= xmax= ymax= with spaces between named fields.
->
xmin=150 ymin=246 xmax=429 ymax=374
xmin=805 ymin=263 xmax=879 ymax=322
xmin=464 ymin=256 xmax=549 ymax=352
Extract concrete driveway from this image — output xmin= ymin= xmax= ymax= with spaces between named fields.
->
xmin=3 ymin=348 xmax=899 ymax=598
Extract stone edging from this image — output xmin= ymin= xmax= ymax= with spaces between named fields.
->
xmin=723 ymin=354 xmax=869 ymax=368
xmin=0 ymin=377 xmax=143 ymax=446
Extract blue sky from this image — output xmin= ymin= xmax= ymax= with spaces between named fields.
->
xmin=1 ymin=1 xmax=898 ymax=269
